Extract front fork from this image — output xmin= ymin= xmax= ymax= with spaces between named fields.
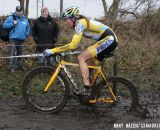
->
xmin=44 ymin=64 xmax=62 ymax=92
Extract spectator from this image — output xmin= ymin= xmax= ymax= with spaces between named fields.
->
xmin=32 ymin=7 xmax=59 ymax=65
xmin=3 ymin=6 xmax=30 ymax=72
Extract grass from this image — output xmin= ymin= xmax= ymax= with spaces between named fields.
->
xmin=0 ymin=43 xmax=159 ymax=97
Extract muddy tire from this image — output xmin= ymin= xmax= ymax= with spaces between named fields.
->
xmin=22 ymin=66 xmax=70 ymax=113
xmin=95 ymin=76 xmax=139 ymax=113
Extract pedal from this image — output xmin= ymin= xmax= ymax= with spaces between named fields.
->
xmin=89 ymin=99 xmax=97 ymax=104
xmin=97 ymin=98 xmax=114 ymax=103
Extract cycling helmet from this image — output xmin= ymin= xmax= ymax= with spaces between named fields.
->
xmin=61 ymin=6 xmax=79 ymax=19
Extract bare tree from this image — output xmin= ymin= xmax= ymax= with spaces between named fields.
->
xmin=25 ymin=0 xmax=29 ymax=17
xmin=101 ymin=0 xmax=108 ymax=18
xmin=60 ymin=0 xmax=63 ymax=16
xmin=107 ymin=0 xmax=120 ymax=21
xmin=117 ymin=0 xmax=147 ymax=19
xmin=101 ymin=0 xmax=160 ymax=20
xmin=42 ymin=0 xmax=44 ymax=8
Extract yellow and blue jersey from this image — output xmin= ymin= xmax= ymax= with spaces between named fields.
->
xmin=51 ymin=18 xmax=117 ymax=53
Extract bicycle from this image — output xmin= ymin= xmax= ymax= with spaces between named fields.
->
xmin=22 ymin=51 xmax=139 ymax=114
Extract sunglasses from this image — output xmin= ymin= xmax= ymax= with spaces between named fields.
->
xmin=16 ymin=10 xmax=22 ymax=12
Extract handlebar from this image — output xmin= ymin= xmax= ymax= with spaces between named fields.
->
xmin=60 ymin=51 xmax=81 ymax=56
xmin=51 ymin=51 xmax=81 ymax=64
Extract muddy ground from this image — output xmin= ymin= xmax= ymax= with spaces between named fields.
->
xmin=0 ymin=91 xmax=160 ymax=130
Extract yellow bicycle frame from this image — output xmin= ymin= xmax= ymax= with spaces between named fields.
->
xmin=44 ymin=60 xmax=117 ymax=102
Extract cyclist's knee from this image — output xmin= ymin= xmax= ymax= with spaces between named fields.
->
xmin=78 ymin=52 xmax=90 ymax=62
xmin=78 ymin=54 xmax=84 ymax=62
xmin=79 ymin=50 xmax=93 ymax=61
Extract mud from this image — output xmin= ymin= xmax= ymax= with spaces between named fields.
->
xmin=0 ymin=91 xmax=160 ymax=130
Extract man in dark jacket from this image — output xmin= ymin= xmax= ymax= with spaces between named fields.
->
xmin=3 ymin=6 xmax=30 ymax=72
xmin=32 ymin=7 xmax=59 ymax=65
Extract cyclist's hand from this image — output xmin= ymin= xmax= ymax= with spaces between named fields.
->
xmin=43 ymin=49 xmax=54 ymax=57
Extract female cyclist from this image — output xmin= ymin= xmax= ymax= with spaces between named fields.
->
xmin=43 ymin=6 xmax=118 ymax=102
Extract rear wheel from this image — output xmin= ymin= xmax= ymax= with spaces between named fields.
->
xmin=95 ymin=77 xmax=139 ymax=114
xmin=22 ymin=66 xmax=70 ymax=113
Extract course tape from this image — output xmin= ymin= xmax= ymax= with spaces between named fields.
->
xmin=0 ymin=51 xmax=81 ymax=59
xmin=0 ymin=53 xmax=43 ymax=59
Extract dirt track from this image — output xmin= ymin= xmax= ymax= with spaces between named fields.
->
xmin=0 ymin=91 xmax=160 ymax=130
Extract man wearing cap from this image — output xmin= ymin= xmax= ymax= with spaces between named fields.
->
xmin=3 ymin=6 xmax=30 ymax=72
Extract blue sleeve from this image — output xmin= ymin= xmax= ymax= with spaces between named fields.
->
xmin=26 ymin=20 xmax=30 ymax=37
xmin=3 ymin=16 xmax=14 ymax=29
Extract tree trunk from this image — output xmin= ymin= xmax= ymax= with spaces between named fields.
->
xmin=60 ymin=0 xmax=63 ymax=16
xmin=101 ymin=0 xmax=108 ymax=18
xmin=42 ymin=0 xmax=44 ymax=8
xmin=37 ymin=0 xmax=38 ymax=18
xmin=25 ymin=0 xmax=29 ymax=17
xmin=107 ymin=0 xmax=120 ymax=22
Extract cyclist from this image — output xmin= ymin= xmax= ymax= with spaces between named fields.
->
xmin=43 ymin=6 xmax=118 ymax=103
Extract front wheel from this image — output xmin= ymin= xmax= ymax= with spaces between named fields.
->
xmin=22 ymin=66 xmax=70 ymax=113
xmin=95 ymin=77 xmax=139 ymax=113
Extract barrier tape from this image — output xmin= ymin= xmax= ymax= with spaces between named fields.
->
xmin=0 ymin=44 xmax=58 ymax=47
xmin=0 ymin=51 xmax=81 ymax=59
xmin=0 ymin=53 xmax=43 ymax=59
